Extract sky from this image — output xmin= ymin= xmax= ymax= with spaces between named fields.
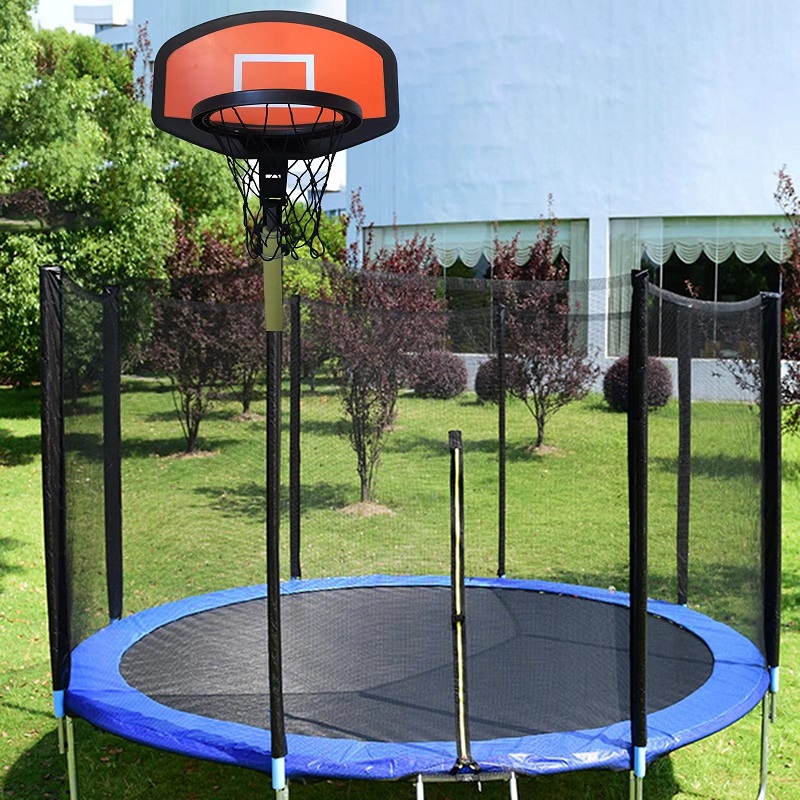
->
xmin=28 ymin=0 xmax=133 ymax=35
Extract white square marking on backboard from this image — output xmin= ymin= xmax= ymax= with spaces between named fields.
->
xmin=233 ymin=54 xmax=315 ymax=91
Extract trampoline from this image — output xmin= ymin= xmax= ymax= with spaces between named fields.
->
xmin=66 ymin=575 xmax=767 ymax=780
xmin=39 ymin=266 xmax=782 ymax=798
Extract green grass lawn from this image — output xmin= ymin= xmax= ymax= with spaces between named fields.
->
xmin=1 ymin=381 xmax=797 ymax=799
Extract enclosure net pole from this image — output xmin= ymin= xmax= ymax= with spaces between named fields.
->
xmin=289 ymin=295 xmax=302 ymax=579
xmin=761 ymin=291 xmax=782 ymax=689
xmin=628 ymin=271 xmax=649 ymax=790
xmin=675 ymin=304 xmax=692 ymax=605
xmin=496 ymin=304 xmax=507 ymax=577
xmin=39 ymin=267 xmax=70 ymax=720
xmin=102 ymin=285 xmax=123 ymax=621
xmin=449 ymin=430 xmax=480 ymax=777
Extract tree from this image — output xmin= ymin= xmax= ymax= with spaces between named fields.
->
xmin=146 ymin=223 xmax=256 ymax=452
xmin=0 ymin=25 xmax=177 ymax=384
xmin=492 ymin=199 xmax=600 ymax=449
xmin=773 ymin=168 xmax=800 ymax=433
xmin=0 ymin=21 xmax=244 ymax=386
xmin=314 ymin=191 xmax=446 ymax=503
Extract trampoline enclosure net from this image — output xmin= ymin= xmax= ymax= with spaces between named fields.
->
xmin=48 ymin=267 xmax=772 ymax=761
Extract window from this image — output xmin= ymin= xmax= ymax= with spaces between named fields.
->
xmin=608 ymin=216 xmax=787 ymax=356
xmin=369 ymin=219 xmax=589 ymax=280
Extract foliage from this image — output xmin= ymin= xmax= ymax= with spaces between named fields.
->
xmin=0 ymin=25 xmax=181 ymax=384
xmin=773 ymin=168 xmax=800 ymax=433
xmin=0 ymin=0 xmax=37 ymax=118
xmin=603 ymin=355 xmax=673 ymax=413
xmin=491 ymin=198 xmax=600 ymax=448
xmin=474 ymin=355 xmax=527 ymax=404
xmin=160 ymin=135 xmax=240 ymax=224
xmin=313 ymin=190 xmax=446 ymax=502
xmin=411 ymin=350 xmax=467 ymax=399
xmin=146 ymin=222 xmax=263 ymax=449
xmin=0 ymin=236 xmax=52 ymax=384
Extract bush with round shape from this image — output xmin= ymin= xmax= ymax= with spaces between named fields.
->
xmin=412 ymin=350 xmax=468 ymax=399
xmin=474 ymin=356 xmax=527 ymax=404
xmin=603 ymin=355 xmax=673 ymax=412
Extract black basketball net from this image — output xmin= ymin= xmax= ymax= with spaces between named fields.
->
xmin=206 ymin=103 xmax=349 ymax=261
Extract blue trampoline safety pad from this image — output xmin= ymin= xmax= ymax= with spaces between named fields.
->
xmin=66 ymin=575 xmax=768 ymax=779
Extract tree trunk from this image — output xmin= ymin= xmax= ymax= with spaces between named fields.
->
xmin=535 ymin=417 xmax=545 ymax=449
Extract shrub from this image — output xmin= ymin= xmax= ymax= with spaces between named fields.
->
xmin=412 ymin=350 xmax=467 ymax=399
xmin=474 ymin=356 xmax=526 ymax=404
xmin=603 ymin=355 xmax=673 ymax=412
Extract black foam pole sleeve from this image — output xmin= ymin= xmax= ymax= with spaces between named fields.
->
xmin=102 ymin=285 xmax=123 ymax=621
xmin=676 ymin=304 xmax=692 ymax=605
xmin=266 ymin=329 xmax=287 ymax=759
xmin=760 ymin=292 xmax=782 ymax=669
xmin=628 ymin=270 xmax=649 ymax=750
xmin=40 ymin=265 xmax=70 ymax=693
xmin=289 ymin=294 xmax=302 ymax=579
xmin=496 ymin=305 xmax=507 ymax=577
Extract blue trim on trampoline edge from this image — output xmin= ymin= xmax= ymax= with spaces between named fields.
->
xmin=65 ymin=575 xmax=768 ymax=780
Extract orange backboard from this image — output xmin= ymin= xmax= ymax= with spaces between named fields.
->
xmin=152 ymin=11 xmax=398 ymax=156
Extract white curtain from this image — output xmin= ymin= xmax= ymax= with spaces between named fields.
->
xmin=368 ymin=219 xmax=589 ymax=275
xmin=638 ymin=216 xmax=789 ymax=265
xmin=607 ymin=215 xmax=789 ymax=355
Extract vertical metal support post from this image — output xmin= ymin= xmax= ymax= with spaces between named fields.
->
xmin=496 ymin=304 xmax=507 ymax=577
xmin=102 ymin=285 xmax=123 ymax=621
xmin=260 ymin=160 xmax=286 ymax=333
xmin=628 ymin=271 xmax=649 ymax=792
xmin=65 ymin=716 xmax=79 ymax=800
xmin=675 ymin=303 xmax=692 ymax=605
xmin=260 ymin=159 xmax=288 ymax=797
xmin=289 ymin=294 xmax=302 ymax=579
xmin=449 ymin=431 xmax=480 ymax=776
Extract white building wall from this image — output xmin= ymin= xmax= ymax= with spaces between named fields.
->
xmin=135 ymin=0 xmax=345 ymax=51
xmin=347 ymin=0 xmax=800 ymax=279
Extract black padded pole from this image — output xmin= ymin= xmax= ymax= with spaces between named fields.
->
xmin=628 ymin=270 xmax=649 ymax=769
xmin=496 ymin=304 xmax=507 ymax=577
xmin=260 ymin=158 xmax=288 ymax=779
xmin=102 ymin=285 xmax=123 ymax=621
xmin=449 ymin=430 xmax=480 ymax=776
xmin=289 ymin=294 xmax=302 ymax=579
xmin=675 ymin=304 xmax=692 ymax=605
xmin=266 ymin=329 xmax=287 ymax=763
xmin=760 ymin=292 xmax=782 ymax=670
xmin=40 ymin=266 xmax=70 ymax=697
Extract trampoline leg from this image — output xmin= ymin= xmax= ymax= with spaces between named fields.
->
xmin=629 ymin=771 xmax=643 ymax=800
xmin=56 ymin=716 xmax=66 ymax=755
xmin=65 ymin=716 xmax=79 ymax=800
xmin=756 ymin=691 xmax=776 ymax=800
xmin=508 ymin=771 xmax=519 ymax=800
xmin=416 ymin=774 xmax=425 ymax=800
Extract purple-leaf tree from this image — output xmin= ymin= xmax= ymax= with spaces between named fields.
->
xmin=148 ymin=222 xmax=260 ymax=452
xmin=492 ymin=199 xmax=600 ymax=449
xmin=314 ymin=190 xmax=446 ymax=503
xmin=774 ymin=168 xmax=800 ymax=434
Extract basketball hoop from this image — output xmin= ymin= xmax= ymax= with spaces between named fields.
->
xmin=191 ymin=89 xmax=362 ymax=262
xmin=151 ymin=14 xmax=398 ymax=796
